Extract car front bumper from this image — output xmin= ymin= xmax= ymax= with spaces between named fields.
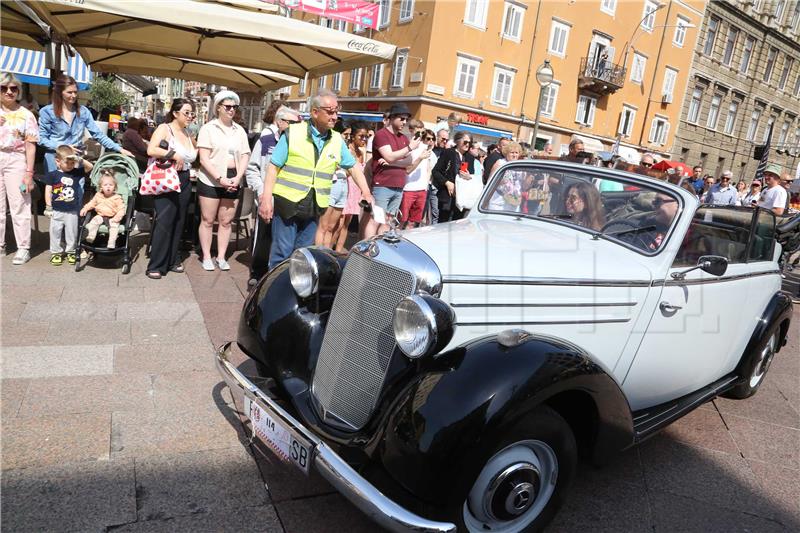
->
xmin=215 ymin=342 xmax=457 ymax=533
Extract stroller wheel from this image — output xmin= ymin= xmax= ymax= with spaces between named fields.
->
xmin=121 ymin=263 xmax=131 ymax=275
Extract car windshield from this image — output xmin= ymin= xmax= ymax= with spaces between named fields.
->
xmin=480 ymin=163 xmax=682 ymax=252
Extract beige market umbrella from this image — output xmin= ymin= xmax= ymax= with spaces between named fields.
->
xmin=1 ymin=0 xmax=396 ymax=78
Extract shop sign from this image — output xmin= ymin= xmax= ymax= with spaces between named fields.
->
xmin=262 ymin=1 xmax=379 ymax=29
xmin=365 ymin=102 xmax=380 ymax=111
xmin=466 ymin=112 xmax=489 ymax=126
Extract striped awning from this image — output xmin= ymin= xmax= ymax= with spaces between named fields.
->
xmin=0 ymin=45 xmax=92 ymax=88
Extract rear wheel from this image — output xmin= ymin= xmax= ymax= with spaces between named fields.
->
xmin=460 ymin=406 xmax=577 ymax=533
xmin=723 ymin=330 xmax=778 ymax=399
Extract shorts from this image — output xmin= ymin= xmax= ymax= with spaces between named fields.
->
xmin=329 ymin=177 xmax=347 ymax=209
xmin=197 ymin=168 xmax=239 ymax=200
xmin=372 ymin=186 xmax=404 ymax=215
xmin=400 ymin=190 xmax=427 ymax=223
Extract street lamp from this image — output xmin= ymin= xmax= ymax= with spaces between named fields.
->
xmin=532 ymin=59 xmax=554 ymax=152
xmin=621 ymin=2 xmax=667 ymax=71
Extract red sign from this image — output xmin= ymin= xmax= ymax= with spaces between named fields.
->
xmin=263 ymin=0 xmax=380 ymax=30
xmin=466 ymin=112 xmax=489 ymax=125
xmin=364 ymin=102 xmax=379 ymax=111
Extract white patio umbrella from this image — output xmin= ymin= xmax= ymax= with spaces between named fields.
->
xmin=0 ymin=0 xmax=396 ymax=78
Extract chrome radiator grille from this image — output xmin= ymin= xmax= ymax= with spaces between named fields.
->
xmin=312 ymin=252 xmax=415 ymax=430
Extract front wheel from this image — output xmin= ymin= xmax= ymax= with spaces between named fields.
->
xmin=723 ymin=330 xmax=778 ymax=399
xmin=460 ymin=406 xmax=577 ymax=533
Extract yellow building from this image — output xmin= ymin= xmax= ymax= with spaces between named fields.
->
xmin=284 ymin=0 xmax=704 ymax=161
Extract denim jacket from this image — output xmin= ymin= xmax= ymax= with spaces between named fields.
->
xmin=38 ymin=104 xmax=121 ymax=171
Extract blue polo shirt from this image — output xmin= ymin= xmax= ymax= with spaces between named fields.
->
xmin=270 ymin=122 xmax=355 ymax=169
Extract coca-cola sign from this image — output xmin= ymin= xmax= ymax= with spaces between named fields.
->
xmin=347 ymin=40 xmax=381 ymax=54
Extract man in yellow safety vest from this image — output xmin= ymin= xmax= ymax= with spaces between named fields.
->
xmin=258 ymin=88 xmax=374 ymax=269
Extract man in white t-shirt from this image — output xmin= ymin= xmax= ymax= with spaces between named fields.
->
xmin=757 ymin=164 xmax=787 ymax=215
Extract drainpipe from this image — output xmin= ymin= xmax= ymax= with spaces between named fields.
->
xmin=637 ymin=0 xmax=673 ymax=150
xmin=517 ymin=0 xmax=543 ymax=140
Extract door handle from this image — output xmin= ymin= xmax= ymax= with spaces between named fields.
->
xmin=659 ymin=301 xmax=683 ymax=313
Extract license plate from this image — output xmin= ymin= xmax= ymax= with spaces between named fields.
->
xmin=245 ymin=396 xmax=313 ymax=475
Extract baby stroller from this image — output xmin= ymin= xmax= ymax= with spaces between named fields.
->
xmin=75 ymin=153 xmax=140 ymax=274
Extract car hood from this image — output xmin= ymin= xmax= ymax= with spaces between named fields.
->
xmin=400 ymin=217 xmax=653 ymax=283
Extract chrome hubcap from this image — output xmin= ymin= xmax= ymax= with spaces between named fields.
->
xmin=750 ymin=333 xmax=776 ymax=388
xmin=464 ymin=440 xmax=558 ymax=533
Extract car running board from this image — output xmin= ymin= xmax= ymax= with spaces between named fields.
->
xmin=631 ymin=373 xmax=739 ymax=442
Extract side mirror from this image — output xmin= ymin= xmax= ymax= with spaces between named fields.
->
xmin=698 ymin=255 xmax=728 ymax=276
xmin=671 ymin=255 xmax=728 ymax=280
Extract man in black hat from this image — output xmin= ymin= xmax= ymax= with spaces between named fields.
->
xmin=364 ymin=103 xmax=421 ymax=238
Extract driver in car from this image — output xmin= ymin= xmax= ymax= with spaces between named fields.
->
xmin=615 ymin=193 xmax=679 ymax=251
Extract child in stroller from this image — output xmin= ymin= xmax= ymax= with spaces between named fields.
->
xmin=75 ymin=153 xmax=140 ymax=274
xmin=80 ymin=171 xmax=125 ymax=245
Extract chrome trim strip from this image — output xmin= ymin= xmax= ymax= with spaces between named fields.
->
xmin=443 ymin=275 xmax=651 ymax=287
xmin=215 ymin=343 xmax=456 ymax=533
xmin=455 ymin=318 xmax=631 ymax=326
xmin=450 ymin=302 xmax=637 ymax=308
xmin=653 ymin=269 xmax=781 ymax=287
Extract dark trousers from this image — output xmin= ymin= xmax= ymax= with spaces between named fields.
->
xmin=437 ymin=195 xmax=464 ymax=223
xmin=250 ymin=215 xmax=272 ymax=281
xmin=147 ymin=170 xmax=191 ymax=275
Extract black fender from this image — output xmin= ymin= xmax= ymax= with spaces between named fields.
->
xmin=734 ymin=291 xmax=793 ymax=379
xmin=374 ymin=333 xmax=633 ymax=515
xmin=237 ymin=248 xmax=344 ymax=396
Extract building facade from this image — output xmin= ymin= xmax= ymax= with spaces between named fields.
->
xmin=672 ymin=0 xmax=800 ymax=181
xmin=283 ymin=0 xmax=703 ymax=161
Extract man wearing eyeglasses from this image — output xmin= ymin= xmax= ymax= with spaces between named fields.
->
xmin=258 ymin=89 xmax=373 ymax=270
xmin=706 ymin=170 xmax=738 ymax=206
xmin=364 ymin=103 xmax=422 ymax=238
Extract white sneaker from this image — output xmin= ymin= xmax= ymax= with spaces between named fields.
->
xmin=216 ymin=258 xmax=231 ymax=271
xmin=12 ymin=249 xmax=30 ymax=265
xmin=201 ymin=258 xmax=215 ymax=271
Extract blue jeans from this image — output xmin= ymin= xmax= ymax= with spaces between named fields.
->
xmin=269 ymin=213 xmax=318 ymax=270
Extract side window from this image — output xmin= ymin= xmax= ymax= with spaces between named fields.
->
xmin=673 ymin=207 xmax=752 ymax=267
xmin=749 ymin=209 xmax=776 ymax=261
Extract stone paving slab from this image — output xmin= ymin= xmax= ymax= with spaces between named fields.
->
xmin=150 ymin=370 xmax=232 ymax=410
xmin=648 ymin=491 xmax=789 ymax=532
xmin=134 ymin=447 xmax=269 ymax=522
xmin=109 ymin=505 xmax=283 ymax=532
xmin=16 ymin=373 xmax=155 ymax=417
xmin=42 ymin=319 xmax=132 ymax=346
xmin=0 ymin=377 xmax=29 ymax=418
xmin=273 ymin=493 xmax=376 ymax=533
xmin=60 ymin=286 xmax=144 ymax=303
xmin=724 ymin=414 xmax=800 ymax=470
xmin=129 ymin=320 xmax=210 ymax=345
xmin=113 ymin=343 xmax=216 ymax=374
xmin=2 ymin=412 xmax=111 ymax=470
xmin=746 ymin=460 xmax=800 ymax=529
xmin=0 ymin=319 xmax=51 ymax=346
xmin=1 ymin=344 xmax=114 ymax=379
xmin=117 ymin=302 xmax=204 ymax=322
xmin=659 ymin=404 xmax=740 ymax=454
xmin=21 ymin=301 xmax=118 ymax=321
xmin=714 ymin=380 xmax=800 ymax=429
xmin=0 ymin=458 xmax=137 ymax=533
xmin=110 ymin=404 xmax=245 ymax=459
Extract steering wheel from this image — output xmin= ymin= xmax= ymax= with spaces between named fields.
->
xmin=601 ymin=219 xmax=653 ymax=250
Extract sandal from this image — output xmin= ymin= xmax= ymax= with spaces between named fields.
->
xmin=146 ymin=271 xmax=162 ymax=280
xmin=50 ymin=254 xmax=63 ymax=266
xmin=169 ymin=264 xmax=185 ymax=273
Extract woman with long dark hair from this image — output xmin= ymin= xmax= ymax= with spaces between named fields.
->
xmin=38 ymin=74 xmax=131 ymax=172
xmin=144 ymin=98 xmax=197 ymax=279
xmin=431 ymin=130 xmax=473 ymax=222
xmin=563 ymin=181 xmax=605 ymax=231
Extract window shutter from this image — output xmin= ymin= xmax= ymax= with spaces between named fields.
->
xmin=576 ymin=97 xmax=586 ymax=123
xmin=661 ymin=121 xmax=670 ymax=145
xmin=588 ymin=99 xmax=596 ymax=126
xmin=607 ymin=45 xmax=616 ymax=63
xmin=649 ymin=119 xmax=657 ymax=142
xmin=617 ymin=111 xmax=625 ymax=135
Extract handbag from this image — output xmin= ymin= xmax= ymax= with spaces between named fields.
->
xmin=139 ymin=159 xmax=180 ymax=195
xmin=455 ymin=173 xmax=484 ymax=211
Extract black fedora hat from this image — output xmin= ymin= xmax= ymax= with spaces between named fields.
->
xmin=387 ymin=103 xmax=412 ymax=118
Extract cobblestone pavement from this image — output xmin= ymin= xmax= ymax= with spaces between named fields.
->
xmin=1 ymin=225 xmax=798 ymax=532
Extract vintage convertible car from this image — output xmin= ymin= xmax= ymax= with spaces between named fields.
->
xmin=216 ymin=160 xmax=792 ymax=532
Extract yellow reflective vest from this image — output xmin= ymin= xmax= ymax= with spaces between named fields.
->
xmin=274 ymin=123 xmax=343 ymax=209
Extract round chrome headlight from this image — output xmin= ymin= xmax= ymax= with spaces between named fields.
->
xmin=289 ymin=248 xmax=319 ymax=298
xmin=394 ymin=295 xmax=436 ymax=358
xmin=393 ymin=294 xmax=456 ymax=359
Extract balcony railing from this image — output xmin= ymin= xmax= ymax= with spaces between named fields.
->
xmin=578 ymin=56 xmax=626 ymax=94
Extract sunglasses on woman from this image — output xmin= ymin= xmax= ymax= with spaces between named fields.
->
xmin=1 ymin=85 xmax=20 ymax=94
xmin=221 ymin=104 xmax=239 ymax=111
xmin=423 ymin=136 xmax=435 ymax=141
xmin=181 ymin=111 xmax=197 ymax=118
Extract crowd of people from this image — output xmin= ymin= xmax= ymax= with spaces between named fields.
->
xmin=1 ymin=79 xmax=798 ymax=283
